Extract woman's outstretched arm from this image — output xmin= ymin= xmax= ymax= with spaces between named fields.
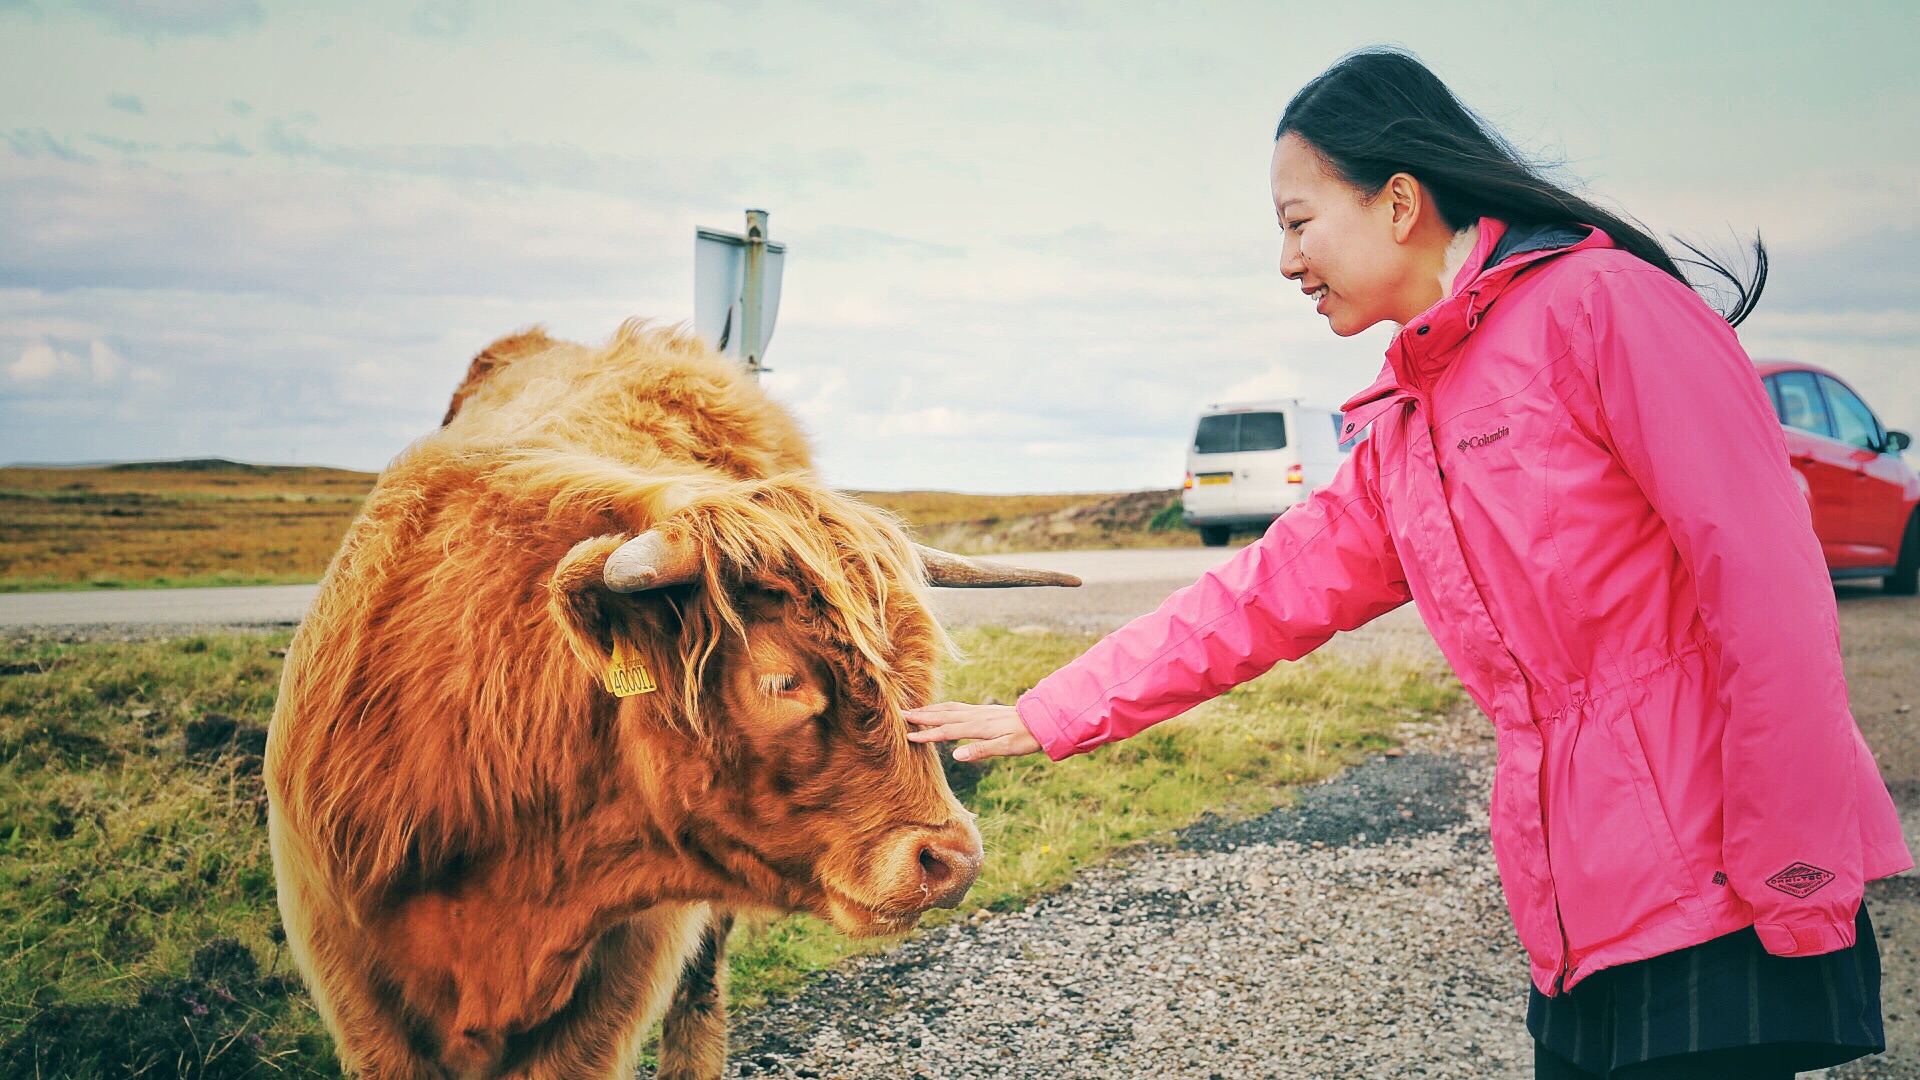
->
xmin=911 ymin=440 xmax=1410 ymax=762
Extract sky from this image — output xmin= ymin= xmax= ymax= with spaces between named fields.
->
xmin=1 ymin=0 xmax=1915 ymax=493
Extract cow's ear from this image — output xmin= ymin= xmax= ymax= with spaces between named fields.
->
xmin=546 ymin=534 xmax=689 ymax=677
xmin=442 ymin=327 xmax=553 ymax=426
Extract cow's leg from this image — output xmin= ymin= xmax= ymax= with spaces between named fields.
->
xmin=655 ymin=908 xmax=735 ymax=1080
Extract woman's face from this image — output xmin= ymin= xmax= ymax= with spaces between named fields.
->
xmin=1270 ymin=132 xmax=1436 ymax=336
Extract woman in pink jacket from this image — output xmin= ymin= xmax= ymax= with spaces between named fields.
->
xmin=908 ymin=49 xmax=1911 ymax=1080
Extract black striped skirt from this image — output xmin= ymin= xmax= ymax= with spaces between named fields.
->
xmin=1526 ymin=904 xmax=1884 ymax=1076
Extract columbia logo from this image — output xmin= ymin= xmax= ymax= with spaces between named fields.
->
xmin=1764 ymin=862 xmax=1836 ymax=898
xmin=1457 ymin=426 xmax=1510 ymax=451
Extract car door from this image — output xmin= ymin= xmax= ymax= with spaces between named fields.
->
xmin=1769 ymin=370 xmax=1859 ymax=567
xmin=1818 ymin=374 xmax=1909 ymax=565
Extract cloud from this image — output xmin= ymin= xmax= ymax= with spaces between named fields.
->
xmin=702 ymin=47 xmax=787 ymax=80
xmin=8 ymin=340 xmax=58 ymax=380
xmin=78 ymin=0 xmax=263 ymax=39
xmin=0 ymin=156 xmax=687 ymax=298
xmin=107 ymin=93 xmax=145 ymax=115
xmin=6 ymin=338 xmax=127 ymax=385
xmin=410 ymin=0 xmax=473 ymax=39
xmin=1758 ymin=224 xmax=1920 ymax=316
xmin=2 ymin=128 xmax=92 ymax=162
xmin=798 ymin=225 xmax=965 ymax=263
xmin=180 ymin=134 xmax=250 ymax=157
xmin=565 ymin=30 xmax=649 ymax=66
xmin=86 ymin=133 xmax=161 ymax=154
xmin=256 ymin=118 xmax=872 ymax=203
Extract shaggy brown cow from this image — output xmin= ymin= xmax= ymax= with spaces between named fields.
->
xmin=265 ymin=321 xmax=1076 ymax=1079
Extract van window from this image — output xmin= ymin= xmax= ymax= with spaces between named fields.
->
xmin=1239 ymin=412 xmax=1287 ymax=451
xmin=1193 ymin=412 xmax=1289 ymax=454
xmin=1194 ymin=415 xmax=1238 ymax=454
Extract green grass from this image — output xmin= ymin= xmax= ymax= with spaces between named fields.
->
xmin=0 ymin=632 xmax=337 ymax=1077
xmin=0 ymin=626 xmax=1460 ymax=1074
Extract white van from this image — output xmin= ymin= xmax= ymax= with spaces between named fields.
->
xmin=1179 ymin=399 xmax=1360 ymax=546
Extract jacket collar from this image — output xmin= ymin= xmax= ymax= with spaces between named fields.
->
xmin=1339 ymin=217 xmax=1614 ymax=429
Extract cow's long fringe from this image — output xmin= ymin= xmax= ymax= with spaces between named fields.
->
xmin=664 ymin=475 xmax=951 ymax=729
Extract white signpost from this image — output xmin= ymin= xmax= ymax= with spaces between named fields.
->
xmin=694 ymin=209 xmax=786 ymax=378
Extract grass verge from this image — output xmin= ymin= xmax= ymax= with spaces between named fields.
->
xmin=0 ymin=625 xmax=1459 ymax=1075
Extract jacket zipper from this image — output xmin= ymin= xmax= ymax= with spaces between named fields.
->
xmin=1412 ymin=382 xmax=1567 ymax=990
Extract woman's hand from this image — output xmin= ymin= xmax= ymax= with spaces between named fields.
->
xmin=905 ymin=702 xmax=1043 ymax=762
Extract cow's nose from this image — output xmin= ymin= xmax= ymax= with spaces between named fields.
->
xmin=916 ymin=833 xmax=982 ymax=908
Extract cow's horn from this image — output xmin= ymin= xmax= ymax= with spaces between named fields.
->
xmin=603 ymin=530 xmax=704 ymax=592
xmin=914 ymin=544 xmax=1081 ymax=588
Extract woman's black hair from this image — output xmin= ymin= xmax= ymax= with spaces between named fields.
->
xmin=1277 ymin=48 xmax=1766 ymax=326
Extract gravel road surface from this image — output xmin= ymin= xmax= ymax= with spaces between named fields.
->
xmin=727 ymin=586 xmax=1920 ymax=1080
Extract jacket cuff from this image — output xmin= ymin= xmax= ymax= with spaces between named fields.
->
xmin=1752 ymin=915 xmax=1857 ymax=957
xmin=1015 ymin=693 xmax=1079 ymax=762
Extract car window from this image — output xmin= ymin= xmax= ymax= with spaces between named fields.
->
xmin=1773 ymin=371 xmax=1833 ymax=439
xmin=1820 ymin=376 xmax=1883 ymax=451
xmin=1762 ymin=375 xmax=1785 ymax=422
xmin=1238 ymin=412 xmax=1287 ymax=451
xmin=1194 ymin=414 xmax=1237 ymax=454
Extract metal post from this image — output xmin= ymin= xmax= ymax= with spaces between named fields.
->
xmin=740 ymin=209 xmax=768 ymax=378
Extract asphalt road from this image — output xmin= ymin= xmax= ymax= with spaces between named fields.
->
xmin=0 ymin=547 xmax=1242 ymax=635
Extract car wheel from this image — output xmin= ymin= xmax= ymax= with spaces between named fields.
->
xmin=1198 ymin=525 xmax=1231 ymax=547
xmin=1886 ymin=509 xmax=1920 ymax=596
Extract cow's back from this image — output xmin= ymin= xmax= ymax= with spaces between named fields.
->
xmin=439 ymin=319 xmax=814 ymax=481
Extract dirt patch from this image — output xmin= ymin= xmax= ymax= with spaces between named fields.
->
xmin=185 ymin=713 xmax=269 ymax=770
xmin=0 ymin=937 xmax=302 ymax=1079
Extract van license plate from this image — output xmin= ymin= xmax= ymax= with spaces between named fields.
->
xmin=1196 ymin=473 xmax=1231 ymax=485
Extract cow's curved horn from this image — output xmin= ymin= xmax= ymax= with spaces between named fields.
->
xmin=603 ymin=530 xmax=704 ymax=592
xmin=914 ymin=544 xmax=1081 ymax=588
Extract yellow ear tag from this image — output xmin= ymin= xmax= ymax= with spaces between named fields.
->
xmin=604 ymin=637 xmax=657 ymax=697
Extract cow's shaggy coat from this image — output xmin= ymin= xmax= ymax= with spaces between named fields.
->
xmin=267 ymin=322 xmax=980 ymax=1079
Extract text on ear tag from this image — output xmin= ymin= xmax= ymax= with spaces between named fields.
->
xmin=604 ymin=637 xmax=657 ymax=697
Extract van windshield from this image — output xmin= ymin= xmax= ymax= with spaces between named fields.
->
xmin=1194 ymin=412 xmax=1287 ymax=454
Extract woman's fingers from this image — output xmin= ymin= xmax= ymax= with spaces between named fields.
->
xmin=905 ymin=718 xmax=1002 ymax=743
xmin=904 ymin=701 xmax=996 ymax=723
xmin=952 ymin=730 xmax=1042 ymax=762
xmin=901 ymin=701 xmax=1042 ymax=760
xmin=904 ymin=702 xmax=1015 ymax=742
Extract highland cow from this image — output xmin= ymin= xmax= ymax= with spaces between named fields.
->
xmin=265 ymin=321 xmax=1076 ymax=1079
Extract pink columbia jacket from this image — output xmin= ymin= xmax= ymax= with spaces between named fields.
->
xmin=1016 ymin=219 xmax=1913 ymax=994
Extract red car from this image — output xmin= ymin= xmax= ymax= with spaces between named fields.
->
xmin=1755 ymin=360 xmax=1919 ymax=594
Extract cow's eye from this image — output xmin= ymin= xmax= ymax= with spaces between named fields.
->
xmin=758 ymin=672 xmax=801 ymax=695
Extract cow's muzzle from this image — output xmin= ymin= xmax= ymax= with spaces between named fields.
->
xmin=914 ymin=826 xmax=984 ymax=909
